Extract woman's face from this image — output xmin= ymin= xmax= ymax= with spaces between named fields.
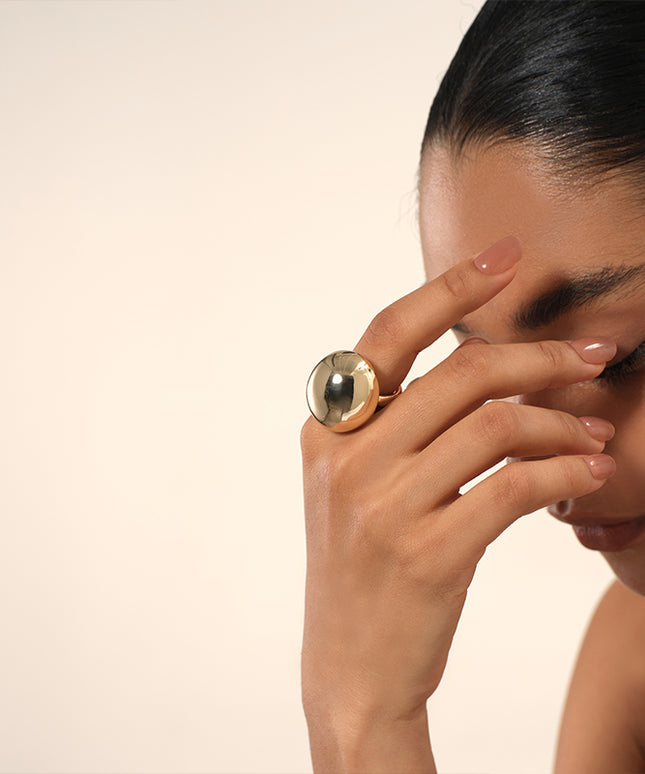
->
xmin=419 ymin=141 xmax=645 ymax=595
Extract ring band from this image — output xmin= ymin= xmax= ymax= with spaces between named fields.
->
xmin=376 ymin=384 xmax=403 ymax=407
xmin=305 ymin=350 xmax=402 ymax=432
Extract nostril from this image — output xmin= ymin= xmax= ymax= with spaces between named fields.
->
xmin=548 ymin=499 xmax=574 ymax=518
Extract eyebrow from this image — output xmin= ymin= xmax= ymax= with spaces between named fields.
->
xmin=452 ymin=263 xmax=645 ymax=336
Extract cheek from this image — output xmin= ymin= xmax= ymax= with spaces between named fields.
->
xmin=606 ymin=386 xmax=645 ymax=471
xmin=586 ymin=388 xmax=645 ymax=517
xmin=600 ymin=391 xmax=645 ymax=596
xmin=607 ymin=407 xmax=645 ymax=484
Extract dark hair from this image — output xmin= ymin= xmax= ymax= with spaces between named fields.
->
xmin=421 ymin=0 xmax=645 ymax=189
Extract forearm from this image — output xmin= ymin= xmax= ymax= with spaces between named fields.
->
xmin=304 ymin=705 xmax=438 ymax=774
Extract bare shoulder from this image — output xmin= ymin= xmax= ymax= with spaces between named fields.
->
xmin=554 ymin=579 xmax=645 ymax=773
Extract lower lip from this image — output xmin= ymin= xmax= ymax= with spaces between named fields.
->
xmin=572 ymin=515 xmax=645 ymax=552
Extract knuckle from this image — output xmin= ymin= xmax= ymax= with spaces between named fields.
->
xmin=430 ymin=552 xmax=476 ymax=601
xmin=324 ymin=446 xmax=356 ymax=485
xmin=394 ymin=523 xmax=447 ymax=586
xmin=353 ymin=487 xmax=423 ymax=565
xmin=391 ymin=528 xmax=422 ymax=573
xmin=299 ymin=417 xmax=317 ymax=451
xmin=441 ymin=264 xmax=471 ymax=301
xmin=349 ymin=497 xmax=375 ymax=534
xmin=556 ymin=410 xmax=583 ymax=445
xmin=434 ymin=567 xmax=476 ymax=603
xmin=397 ymin=514 xmax=479 ymax=596
xmin=497 ymin=462 xmax=534 ymax=506
xmin=403 ymin=376 xmax=427 ymax=405
xmin=536 ymin=340 xmax=565 ymax=372
xmin=299 ymin=417 xmax=326 ymax=464
xmin=560 ymin=456 xmax=584 ymax=490
xmin=351 ymin=496 xmax=394 ymax=552
xmin=363 ymin=305 xmax=405 ymax=348
xmin=475 ymin=401 xmax=519 ymax=446
xmin=301 ymin=435 xmax=351 ymax=491
xmin=447 ymin=342 xmax=490 ymax=381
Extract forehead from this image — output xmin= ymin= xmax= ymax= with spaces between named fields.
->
xmin=418 ymin=142 xmax=645 ymax=341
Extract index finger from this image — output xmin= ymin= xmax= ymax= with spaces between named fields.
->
xmin=354 ymin=235 xmax=522 ymax=394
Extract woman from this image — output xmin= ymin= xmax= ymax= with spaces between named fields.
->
xmin=300 ymin=1 xmax=645 ymax=771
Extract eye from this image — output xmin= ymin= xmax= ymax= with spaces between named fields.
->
xmin=597 ymin=342 xmax=645 ymax=386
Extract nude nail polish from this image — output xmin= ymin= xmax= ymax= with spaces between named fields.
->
xmin=567 ymin=337 xmax=617 ymax=364
xmin=584 ymin=454 xmax=616 ymax=480
xmin=579 ymin=416 xmax=615 ymax=442
xmin=473 ymin=235 xmax=522 ymax=274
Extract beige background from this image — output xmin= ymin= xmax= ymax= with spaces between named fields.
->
xmin=1 ymin=1 xmax=614 ymax=772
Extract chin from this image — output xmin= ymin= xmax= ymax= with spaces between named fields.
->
xmin=602 ymin=552 xmax=645 ymax=597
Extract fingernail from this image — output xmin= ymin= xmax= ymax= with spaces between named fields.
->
xmin=579 ymin=416 xmax=615 ymax=442
xmin=567 ymin=337 xmax=617 ymax=364
xmin=584 ymin=454 xmax=616 ymax=480
xmin=473 ymin=235 xmax=522 ymax=274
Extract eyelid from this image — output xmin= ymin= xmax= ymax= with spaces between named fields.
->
xmin=607 ymin=342 xmax=643 ymax=367
xmin=596 ymin=340 xmax=645 ymax=384
xmin=604 ymin=351 xmax=626 ymax=368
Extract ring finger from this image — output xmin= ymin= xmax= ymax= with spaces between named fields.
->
xmin=399 ymin=402 xmax=614 ymax=510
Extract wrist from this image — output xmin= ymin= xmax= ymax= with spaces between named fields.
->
xmin=304 ymin=703 xmax=437 ymax=774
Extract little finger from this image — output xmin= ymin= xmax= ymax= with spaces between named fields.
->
xmin=435 ymin=453 xmax=616 ymax=560
xmin=402 ymin=402 xmax=614 ymax=509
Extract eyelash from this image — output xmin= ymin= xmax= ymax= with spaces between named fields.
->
xmin=597 ymin=342 xmax=645 ymax=386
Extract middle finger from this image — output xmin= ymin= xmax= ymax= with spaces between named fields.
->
xmin=378 ymin=336 xmax=617 ymax=454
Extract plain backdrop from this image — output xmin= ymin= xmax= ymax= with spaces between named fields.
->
xmin=1 ymin=1 xmax=615 ymax=773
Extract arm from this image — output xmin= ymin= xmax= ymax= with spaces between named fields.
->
xmin=301 ymin=236 xmax=615 ymax=774
xmin=303 ymin=703 xmax=437 ymax=774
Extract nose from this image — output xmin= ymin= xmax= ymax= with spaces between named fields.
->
xmin=516 ymin=379 xmax=610 ymax=417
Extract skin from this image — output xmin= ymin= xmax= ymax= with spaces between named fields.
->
xmin=419 ymin=140 xmax=645 ymax=594
xmin=300 ymin=140 xmax=645 ymax=771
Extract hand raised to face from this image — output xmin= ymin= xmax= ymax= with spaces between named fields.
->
xmin=300 ymin=235 xmax=616 ymax=741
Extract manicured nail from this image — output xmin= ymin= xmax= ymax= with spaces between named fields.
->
xmin=567 ymin=337 xmax=617 ymax=364
xmin=579 ymin=416 xmax=615 ymax=442
xmin=584 ymin=454 xmax=616 ymax=480
xmin=473 ymin=235 xmax=522 ymax=274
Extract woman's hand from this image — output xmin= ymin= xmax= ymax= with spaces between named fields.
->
xmin=300 ymin=236 xmax=616 ymax=772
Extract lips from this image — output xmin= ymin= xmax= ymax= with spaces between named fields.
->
xmin=549 ymin=507 xmax=641 ymax=526
xmin=547 ymin=505 xmax=645 ymax=551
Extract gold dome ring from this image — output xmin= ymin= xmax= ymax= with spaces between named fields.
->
xmin=305 ymin=350 xmax=402 ymax=433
